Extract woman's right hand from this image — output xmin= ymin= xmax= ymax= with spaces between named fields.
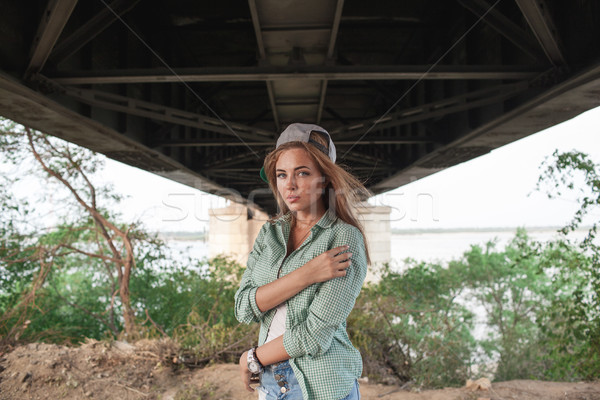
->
xmin=238 ymin=351 xmax=255 ymax=392
xmin=254 ymin=246 xmax=353 ymax=313
xmin=301 ymin=245 xmax=352 ymax=284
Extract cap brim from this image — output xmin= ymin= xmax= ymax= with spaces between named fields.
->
xmin=259 ymin=166 xmax=269 ymax=183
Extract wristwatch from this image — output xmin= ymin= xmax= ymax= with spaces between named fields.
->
xmin=247 ymin=347 xmax=264 ymax=374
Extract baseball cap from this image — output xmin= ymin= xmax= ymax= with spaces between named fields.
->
xmin=260 ymin=123 xmax=336 ymax=183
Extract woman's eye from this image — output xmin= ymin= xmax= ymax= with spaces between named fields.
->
xmin=277 ymin=173 xmax=286 ymax=179
xmin=298 ymin=171 xmax=310 ymax=177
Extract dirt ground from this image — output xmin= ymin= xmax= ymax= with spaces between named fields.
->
xmin=0 ymin=340 xmax=599 ymax=400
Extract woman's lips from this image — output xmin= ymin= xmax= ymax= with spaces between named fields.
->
xmin=287 ymin=195 xmax=300 ymax=203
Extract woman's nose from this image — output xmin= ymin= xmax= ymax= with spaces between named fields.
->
xmin=286 ymin=175 xmax=297 ymax=189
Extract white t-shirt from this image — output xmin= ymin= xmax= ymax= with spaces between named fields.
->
xmin=265 ymin=303 xmax=287 ymax=343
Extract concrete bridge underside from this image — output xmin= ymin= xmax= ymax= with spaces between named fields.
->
xmin=1 ymin=0 xmax=600 ymax=214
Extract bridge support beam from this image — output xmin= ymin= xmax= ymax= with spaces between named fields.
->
xmin=208 ymin=204 xmax=269 ymax=265
xmin=356 ymin=204 xmax=391 ymax=282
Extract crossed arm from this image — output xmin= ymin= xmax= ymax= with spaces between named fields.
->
xmin=236 ymin=243 xmax=353 ymax=391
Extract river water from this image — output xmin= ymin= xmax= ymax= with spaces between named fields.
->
xmin=162 ymin=227 xmax=592 ymax=267
xmin=389 ymin=227 xmax=591 ymax=266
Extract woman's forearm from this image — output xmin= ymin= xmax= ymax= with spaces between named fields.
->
xmin=255 ymin=335 xmax=290 ymax=366
xmin=255 ymin=267 xmax=312 ymax=312
xmin=255 ymin=245 xmax=352 ymax=312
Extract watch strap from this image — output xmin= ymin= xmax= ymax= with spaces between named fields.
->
xmin=247 ymin=346 xmax=264 ymax=373
xmin=253 ymin=347 xmax=265 ymax=368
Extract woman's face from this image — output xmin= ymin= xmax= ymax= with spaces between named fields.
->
xmin=275 ymin=147 xmax=327 ymax=216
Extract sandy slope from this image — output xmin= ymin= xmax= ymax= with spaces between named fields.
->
xmin=0 ymin=340 xmax=598 ymax=400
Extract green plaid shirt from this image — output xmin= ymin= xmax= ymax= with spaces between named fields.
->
xmin=235 ymin=208 xmax=367 ymax=400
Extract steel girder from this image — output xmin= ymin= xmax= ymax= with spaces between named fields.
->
xmin=1 ymin=0 xmax=599 ymax=213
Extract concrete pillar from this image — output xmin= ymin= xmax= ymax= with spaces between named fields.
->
xmin=208 ymin=203 xmax=268 ymax=265
xmin=356 ymin=203 xmax=392 ymax=282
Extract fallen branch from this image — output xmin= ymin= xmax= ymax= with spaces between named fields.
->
xmin=114 ymin=382 xmax=149 ymax=397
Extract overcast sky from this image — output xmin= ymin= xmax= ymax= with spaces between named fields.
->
xmin=376 ymin=106 xmax=600 ymax=230
xmin=93 ymin=105 xmax=600 ymax=232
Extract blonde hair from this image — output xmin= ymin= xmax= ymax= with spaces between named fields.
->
xmin=263 ymin=139 xmax=371 ymax=264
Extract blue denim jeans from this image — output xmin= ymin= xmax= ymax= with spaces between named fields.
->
xmin=257 ymin=361 xmax=360 ymax=400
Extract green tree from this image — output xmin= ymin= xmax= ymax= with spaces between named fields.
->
xmin=457 ymin=229 xmax=553 ymax=380
xmin=168 ymin=255 xmax=257 ymax=366
xmin=0 ymin=121 xmax=156 ymax=342
xmin=534 ymin=150 xmax=600 ymax=378
xmin=1 ymin=119 xmax=255 ymax=364
xmin=535 ymin=239 xmax=595 ymax=380
xmin=349 ymin=260 xmax=475 ymax=388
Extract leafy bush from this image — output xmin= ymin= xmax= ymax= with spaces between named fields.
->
xmin=535 ymin=150 xmax=600 ymax=379
xmin=349 ymin=261 xmax=476 ymax=388
xmin=457 ymin=229 xmax=554 ymax=381
xmin=349 ymin=228 xmax=599 ymax=387
xmin=535 ymin=239 xmax=599 ymax=380
xmin=158 ymin=255 xmax=257 ymax=365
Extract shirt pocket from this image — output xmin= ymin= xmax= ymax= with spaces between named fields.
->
xmin=281 ymin=244 xmax=327 ymax=277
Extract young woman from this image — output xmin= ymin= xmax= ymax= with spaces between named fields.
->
xmin=235 ymin=123 xmax=370 ymax=400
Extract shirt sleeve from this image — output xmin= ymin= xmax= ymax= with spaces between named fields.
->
xmin=234 ymin=224 xmax=268 ymax=324
xmin=283 ymin=224 xmax=368 ymax=358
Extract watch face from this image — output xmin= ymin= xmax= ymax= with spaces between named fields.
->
xmin=248 ymin=361 xmax=260 ymax=373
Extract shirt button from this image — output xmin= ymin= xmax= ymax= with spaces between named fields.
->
xmin=274 ymin=374 xmax=281 ymax=380
xmin=280 ymin=387 xmax=287 ymax=393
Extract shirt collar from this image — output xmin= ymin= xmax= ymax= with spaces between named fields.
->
xmin=315 ymin=208 xmax=337 ymax=229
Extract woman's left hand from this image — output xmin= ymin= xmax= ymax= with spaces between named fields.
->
xmin=239 ymin=351 xmax=255 ymax=392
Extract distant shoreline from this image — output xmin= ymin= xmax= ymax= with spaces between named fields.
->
xmin=156 ymin=231 xmax=207 ymax=241
xmin=154 ymin=225 xmax=594 ymax=240
xmin=390 ymin=225 xmax=593 ymax=235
